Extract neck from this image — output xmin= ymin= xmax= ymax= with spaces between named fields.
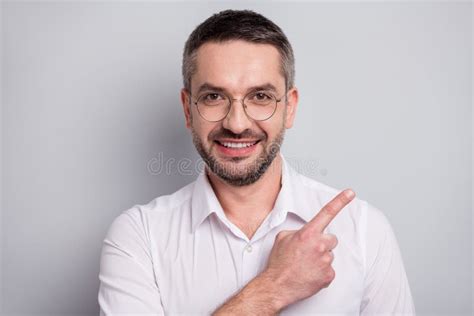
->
xmin=206 ymin=155 xmax=283 ymax=239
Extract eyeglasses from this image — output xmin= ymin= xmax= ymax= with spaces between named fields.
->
xmin=191 ymin=90 xmax=286 ymax=122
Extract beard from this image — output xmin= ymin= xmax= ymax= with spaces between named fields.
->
xmin=191 ymin=126 xmax=285 ymax=187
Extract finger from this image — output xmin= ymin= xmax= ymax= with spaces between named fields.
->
xmin=316 ymin=234 xmax=337 ymax=253
xmin=325 ymin=250 xmax=334 ymax=264
xmin=302 ymin=189 xmax=355 ymax=234
xmin=321 ymin=233 xmax=338 ymax=250
xmin=275 ymin=229 xmax=294 ymax=241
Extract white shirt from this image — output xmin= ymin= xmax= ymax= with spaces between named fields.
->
xmin=98 ymin=154 xmax=416 ymax=315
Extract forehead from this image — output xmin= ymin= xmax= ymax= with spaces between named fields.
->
xmin=191 ymin=40 xmax=285 ymax=94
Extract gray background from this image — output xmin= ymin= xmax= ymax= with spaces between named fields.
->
xmin=1 ymin=1 xmax=472 ymax=315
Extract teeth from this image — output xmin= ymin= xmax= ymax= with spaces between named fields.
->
xmin=221 ymin=141 xmax=257 ymax=148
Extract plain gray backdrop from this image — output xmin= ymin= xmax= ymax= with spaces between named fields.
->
xmin=1 ymin=1 xmax=472 ymax=315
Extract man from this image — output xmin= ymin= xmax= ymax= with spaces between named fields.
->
xmin=98 ymin=9 xmax=415 ymax=315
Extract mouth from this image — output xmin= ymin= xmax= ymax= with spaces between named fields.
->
xmin=214 ymin=139 xmax=261 ymax=157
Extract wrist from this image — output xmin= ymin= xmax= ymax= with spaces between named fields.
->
xmin=212 ymin=269 xmax=289 ymax=315
xmin=256 ymin=269 xmax=288 ymax=312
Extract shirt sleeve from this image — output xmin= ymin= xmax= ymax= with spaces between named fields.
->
xmin=359 ymin=203 xmax=416 ymax=315
xmin=98 ymin=207 xmax=164 ymax=315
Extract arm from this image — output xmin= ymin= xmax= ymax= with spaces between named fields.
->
xmin=212 ymin=270 xmax=284 ymax=316
xmin=360 ymin=204 xmax=416 ymax=315
xmin=98 ymin=208 xmax=164 ymax=315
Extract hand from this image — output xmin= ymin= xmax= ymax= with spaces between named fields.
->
xmin=263 ymin=189 xmax=356 ymax=310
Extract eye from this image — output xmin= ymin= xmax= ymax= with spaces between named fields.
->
xmin=254 ymin=92 xmax=271 ymax=100
xmin=203 ymin=93 xmax=224 ymax=101
xmin=247 ymin=91 xmax=273 ymax=104
xmin=198 ymin=92 xmax=227 ymax=106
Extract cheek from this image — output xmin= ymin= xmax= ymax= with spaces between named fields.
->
xmin=192 ymin=120 xmax=219 ymax=142
xmin=189 ymin=107 xmax=204 ymax=131
xmin=259 ymin=117 xmax=285 ymax=138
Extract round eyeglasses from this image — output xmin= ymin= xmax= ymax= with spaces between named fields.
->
xmin=192 ymin=90 xmax=286 ymax=122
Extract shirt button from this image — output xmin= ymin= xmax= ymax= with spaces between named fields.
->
xmin=245 ymin=244 xmax=253 ymax=253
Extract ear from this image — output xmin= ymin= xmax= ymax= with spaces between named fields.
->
xmin=284 ymin=86 xmax=299 ymax=129
xmin=180 ymin=88 xmax=192 ymax=129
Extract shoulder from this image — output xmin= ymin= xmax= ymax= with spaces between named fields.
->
xmin=290 ymin=168 xmax=400 ymax=267
xmin=103 ymin=180 xmax=196 ymax=243
xmin=294 ymin=167 xmax=388 ymax=223
xmin=290 ymin=168 xmax=368 ymax=225
xmin=288 ymin=165 xmax=393 ymax=243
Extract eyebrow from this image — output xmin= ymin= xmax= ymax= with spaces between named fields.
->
xmin=195 ymin=83 xmax=279 ymax=96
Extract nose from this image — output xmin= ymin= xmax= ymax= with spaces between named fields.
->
xmin=222 ymin=99 xmax=253 ymax=134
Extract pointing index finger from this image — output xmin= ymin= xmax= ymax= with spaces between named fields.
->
xmin=303 ymin=189 xmax=355 ymax=234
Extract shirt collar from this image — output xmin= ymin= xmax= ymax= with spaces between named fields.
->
xmin=271 ymin=153 xmax=314 ymax=225
xmin=190 ymin=153 xmax=314 ymax=233
xmin=190 ymin=165 xmax=226 ymax=233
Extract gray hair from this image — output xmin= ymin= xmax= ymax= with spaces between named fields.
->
xmin=182 ymin=9 xmax=295 ymax=93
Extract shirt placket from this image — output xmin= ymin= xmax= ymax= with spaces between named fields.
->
xmin=241 ymin=239 xmax=260 ymax=286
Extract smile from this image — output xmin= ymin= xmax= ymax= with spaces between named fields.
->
xmin=216 ymin=141 xmax=259 ymax=148
xmin=214 ymin=140 xmax=261 ymax=157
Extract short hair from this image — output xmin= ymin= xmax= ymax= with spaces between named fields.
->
xmin=182 ymin=9 xmax=295 ymax=92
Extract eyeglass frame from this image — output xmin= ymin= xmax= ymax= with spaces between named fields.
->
xmin=189 ymin=89 xmax=288 ymax=122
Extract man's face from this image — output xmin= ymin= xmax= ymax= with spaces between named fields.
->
xmin=181 ymin=40 xmax=298 ymax=186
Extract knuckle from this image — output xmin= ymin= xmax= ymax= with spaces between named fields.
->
xmin=322 ymin=204 xmax=337 ymax=215
xmin=339 ymin=194 xmax=350 ymax=205
xmin=317 ymin=243 xmax=326 ymax=253
xmin=323 ymin=252 xmax=334 ymax=264
xmin=326 ymin=234 xmax=338 ymax=248
xmin=275 ymin=230 xmax=288 ymax=241
xmin=326 ymin=233 xmax=336 ymax=241
xmin=321 ymin=269 xmax=334 ymax=288
xmin=296 ymin=230 xmax=310 ymax=243
xmin=321 ymin=273 xmax=334 ymax=288
xmin=327 ymin=268 xmax=336 ymax=282
xmin=276 ymin=229 xmax=295 ymax=242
